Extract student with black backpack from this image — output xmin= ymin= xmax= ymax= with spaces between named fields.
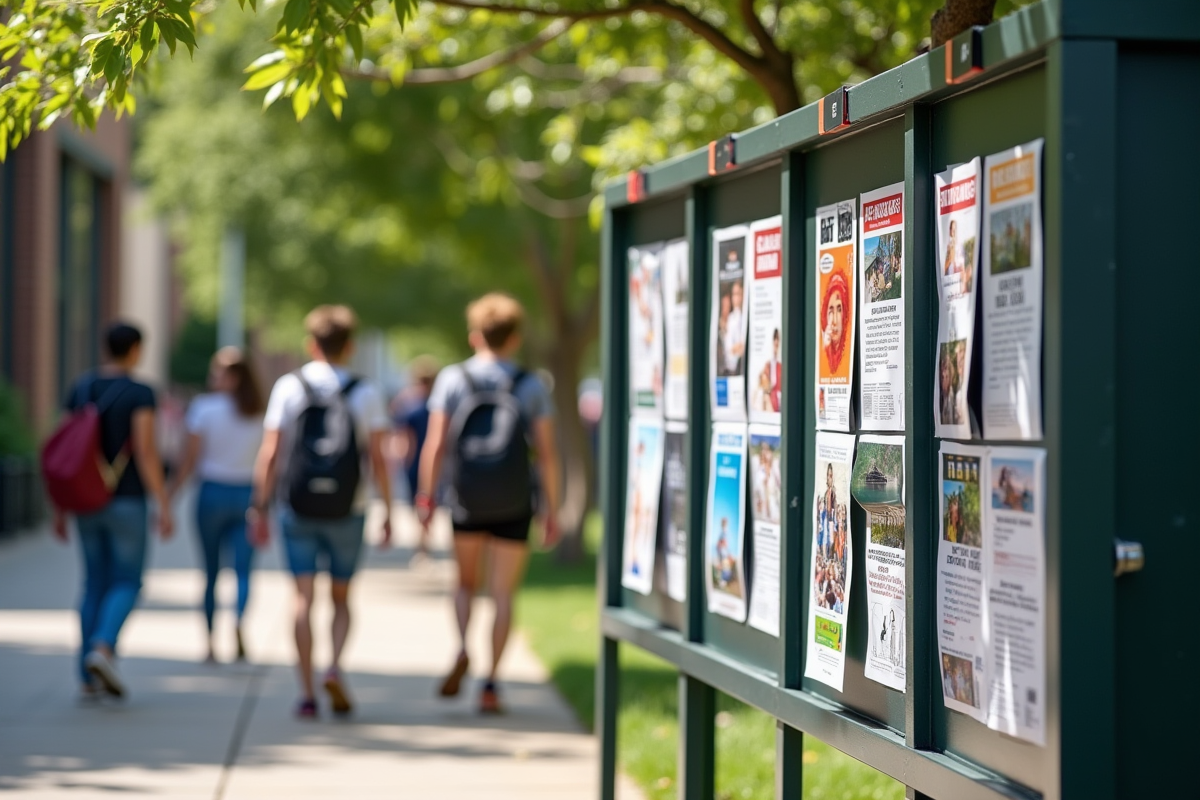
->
xmin=247 ymin=305 xmax=393 ymax=718
xmin=415 ymin=293 xmax=561 ymax=714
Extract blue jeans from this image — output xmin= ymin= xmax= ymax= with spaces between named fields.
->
xmin=75 ymin=497 xmax=148 ymax=683
xmin=279 ymin=509 xmax=365 ymax=582
xmin=195 ymin=481 xmax=256 ymax=632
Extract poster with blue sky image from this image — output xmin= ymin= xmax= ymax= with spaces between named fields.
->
xmin=705 ymin=422 xmax=748 ymax=622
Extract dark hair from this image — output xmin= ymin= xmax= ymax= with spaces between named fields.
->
xmin=304 ymin=305 xmax=357 ymax=358
xmin=211 ymin=347 xmax=265 ymax=417
xmin=106 ymin=323 xmax=143 ymax=359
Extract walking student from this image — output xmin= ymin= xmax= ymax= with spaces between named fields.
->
xmin=168 ymin=347 xmax=265 ymax=663
xmin=51 ymin=323 xmax=173 ymax=699
xmin=393 ymin=356 xmax=439 ymax=554
xmin=248 ymin=305 xmax=392 ymax=718
xmin=416 ymin=293 xmax=561 ymax=714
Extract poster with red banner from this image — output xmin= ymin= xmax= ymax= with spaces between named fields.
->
xmin=815 ymin=200 xmax=857 ymax=432
xmin=859 ymin=182 xmax=906 ymax=431
xmin=748 ymin=216 xmax=783 ymax=426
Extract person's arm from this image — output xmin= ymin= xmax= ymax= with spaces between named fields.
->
xmin=167 ymin=432 xmax=202 ymax=500
xmin=414 ymin=411 xmax=449 ymax=527
xmin=369 ymin=428 xmax=393 ymax=546
xmin=532 ymin=416 xmax=561 ymax=548
xmin=247 ymin=428 xmax=280 ymax=547
xmin=132 ymin=408 xmax=173 ymax=539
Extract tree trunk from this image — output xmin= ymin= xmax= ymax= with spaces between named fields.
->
xmin=930 ymin=0 xmax=997 ymax=47
xmin=543 ymin=325 xmax=594 ymax=563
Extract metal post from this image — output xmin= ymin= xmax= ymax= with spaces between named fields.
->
xmin=218 ymin=227 xmax=245 ymax=349
xmin=678 ymin=674 xmax=715 ymax=800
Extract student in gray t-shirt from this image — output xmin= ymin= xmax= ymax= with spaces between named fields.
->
xmin=415 ymin=293 xmax=561 ymax=715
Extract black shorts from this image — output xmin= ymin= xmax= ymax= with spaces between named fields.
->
xmin=452 ymin=517 xmax=533 ymax=543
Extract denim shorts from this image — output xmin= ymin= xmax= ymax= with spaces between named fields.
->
xmin=278 ymin=509 xmax=366 ymax=582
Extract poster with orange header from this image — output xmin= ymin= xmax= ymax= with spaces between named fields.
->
xmin=815 ymin=199 xmax=857 ymax=432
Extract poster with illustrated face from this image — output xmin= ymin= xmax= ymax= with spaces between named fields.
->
xmin=710 ymin=226 xmax=751 ymax=422
xmin=747 ymin=217 xmax=783 ymax=426
xmin=628 ymin=245 xmax=665 ymax=415
xmin=746 ymin=424 xmax=782 ymax=636
xmin=815 ymin=200 xmax=857 ymax=432
xmin=805 ymin=431 xmax=855 ymax=692
xmin=858 ymin=183 xmax=905 ymax=431
xmin=622 ymin=416 xmax=665 ymax=596
xmin=705 ymin=422 xmax=748 ymax=622
xmin=661 ymin=239 xmax=691 ymax=422
xmin=661 ymin=421 xmax=689 ymax=603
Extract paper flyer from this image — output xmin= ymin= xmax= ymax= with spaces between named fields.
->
xmin=851 ymin=435 xmax=906 ymax=692
xmin=935 ymin=159 xmax=983 ymax=440
xmin=984 ymin=447 xmax=1046 ymax=745
xmin=858 ymin=183 xmax=905 ymax=431
xmin=710 ymin=225 xmax=751 ymax=422
xmin=621 ymin=416 xmax=666 ymax=595
xmin=747 ymin=217 xmax=783 ymax=426
xmin=747 ymin=424 xmax=782 ymax=637
xmin=628 ymin=244 xmax=665 ymax=414
xmin=937 ymin=442 xmax=987 ymax=721
xmin=982 ymin=139 xmax=1044 ymax=440
xmin=705 ymin=422 xmax=748 ymax=622
xmin=661 ymin=421 xmax=689 ymax=603
xmin=815 ymin=200 xmax=857 ymax=432
xmin=661 ymin=239 xmax=691 ymax=421
xmin=805 ymin=431 xmax=855 ymax=692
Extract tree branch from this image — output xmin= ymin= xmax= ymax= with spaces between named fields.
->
xmin=514 ymin=181 xmax=595 ymax=219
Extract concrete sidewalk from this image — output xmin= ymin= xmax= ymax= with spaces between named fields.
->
xmin=0 ymin=508 xmax=640 ymax=800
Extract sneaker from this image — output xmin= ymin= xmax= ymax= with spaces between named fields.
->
xmin=295 ymin=698 xmax=318 ymax=719
xmin=235 ymin=628 xmax=247 ymax=662
xmin=323 ymin=669 xmax=353 ymax=716
xmin=479 ymin=680 xmax=503 ymax=715
xmin=438 ymin=653 xmax=470 ymax=698
xmin=84 ymin=650 xmax=126 ymax=698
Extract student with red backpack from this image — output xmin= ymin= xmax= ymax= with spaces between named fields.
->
xmin=44 ymin=323 xmax=173 ymax=700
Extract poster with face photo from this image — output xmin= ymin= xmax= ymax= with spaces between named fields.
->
xmin=661 ymin=421 xmax=689 ymax=603
xmin=705 ymin=422 xmax=748 ymax=622
xmin=858 ymin=183 xmax=905 ymax=431
xmin=934 ymin=158 xmax=982 ymax=440
xmin=622 ymin=416 xmax=665 ymax=596
xmin=747 ymin=424 xmax=782 ymax=636
xmin=747 ymin=217 xmax=783 ymax=426
xmin=628 ymin=244 xmax=665 ymax=414
xmin=805 ymin=431 xmax=855 ymax=692
xmin=661 ymin=239 xmax=691 ymax=422
xmin=710 ymin=225 xmax=751 ymax=422
xmin=815 ymin=200 xmax=857 ymax=432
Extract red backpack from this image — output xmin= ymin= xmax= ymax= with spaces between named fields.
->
xmin=41 ymin=381 xmax=131 ymax=513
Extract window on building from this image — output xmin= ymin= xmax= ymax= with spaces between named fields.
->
xmin=58 ymin=158 xmax=101 ymax=391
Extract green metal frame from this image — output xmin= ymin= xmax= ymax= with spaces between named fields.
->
xmin=596 ymin=1 xmax=1200 ymax=799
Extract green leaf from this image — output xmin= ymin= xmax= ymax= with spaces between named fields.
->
xmin=291 ymin=82 xmax=312 ymax=120
xmin=169 ymin=18 xmax=196 ymax=54
xmin=139 ymin=15 xmax=156 ymax=53
xmin=282 ymin=0 xmax=309 ymax=33
xmin=242 ymin=60 xmax=292 ymax=90
xmin=90 ymin=39 xmax=114 ymax=76
xmin=345 ymin=23 xmax=363 ymax=62
xmin=157 ymin=18 xmax=177 ymax=54
xmin=262 ymin=79 xmax=286 ymax=109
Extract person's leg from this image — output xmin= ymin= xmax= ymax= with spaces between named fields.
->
xmin=74 ymin=512 xmax=110 ymax=686
xmin=228 ymin=485 xmax=256 ymax=659
xmin=292 ymin=574 xmax=316 ymax=702
xmin=485 ymin=536 xmax=530 ymax=682
xmin=279 ymin=511 xmax=319 ymax=713
xmin=195 ymin=483 xmax=223 ymax=659
xmin=91 ymin=499 xmax=148 ymax=655
xmin=438 ymin=531 xmax=485 ymax=697
xmin=321 ymin=514 xmax=364 ymax=715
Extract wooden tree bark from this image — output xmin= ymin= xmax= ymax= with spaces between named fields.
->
xmin=930 ymin=0 xmax=998 ymax=47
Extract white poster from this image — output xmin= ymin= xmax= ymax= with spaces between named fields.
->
xmin=851 ymin=435 xmax=906 ymax=692
xmin=815 ymin=200 xmax=857 ymax=431
xmin=662 ymin=239 xmax=691 ymax=422
xmin=747 ymin=217 xmax=783 ymax=426
xmin=705 ymin=422 xmax=748 ymax=622
xmin=934 ymin=158 xmax=983 ymax=440
xmin=805 ymin=431 xmax=855 ymax=692
xmin=628 ymin=245 xmax=665 ymax=414
xmin=982 ymin=139 xmax=1044 ymax=440
xmin=937 ymin=442 xmax=987 ymax=721
xmin=984 ymin=447 xmax=1046 ymax=745
xmin=710 ymin=226 xmax=751 ymax=422
xmin=621 ymin=416 xmax=665 ymax=596
xmin=747 ymin=424 xmax=782 ymax=637
xmin=858 ymin=183 xmax=905 ymax=431
xmin=661 ymin=421 xmax=689 ymax=603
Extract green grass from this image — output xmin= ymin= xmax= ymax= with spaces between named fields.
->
xmin=518 ymin=516 xmax=905 ymax=800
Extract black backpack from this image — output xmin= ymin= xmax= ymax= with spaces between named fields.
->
xmin=282 ymin=372 xmax=362 ymax=519
xmin=446 ymin=367 xmax=534 ymax=526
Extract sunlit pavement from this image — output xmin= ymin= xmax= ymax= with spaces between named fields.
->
xmin=0 ymin=501 xmax=642 ymax=799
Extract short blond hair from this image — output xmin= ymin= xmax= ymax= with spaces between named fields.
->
xmin=304 ymin=304 xmax=358 ymax=358
xmin=467 ymin=293 xmax=524 ymax=349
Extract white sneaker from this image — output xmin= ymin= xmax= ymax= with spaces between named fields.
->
xmin=84 ymin=650 xmax=126 ymax=698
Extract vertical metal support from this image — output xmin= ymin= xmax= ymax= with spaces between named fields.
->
xmin=1046 ymin=39 xmax=1118 ymax=800
xmin=598 ymin=636 xmax=620 ymax=800
xmin=776 ymin=150 xmax=806 ymax=799
xmin=903 ymin=103 xmax=935 ymax=752
xmin=678 ymin=675 xmax=716 ymax=800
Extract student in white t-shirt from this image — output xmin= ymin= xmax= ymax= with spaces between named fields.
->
xmin=169 ymin=347 xmax=265 ymax=664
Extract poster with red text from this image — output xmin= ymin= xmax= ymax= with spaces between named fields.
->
xmin=748 ymin=216 xmax=783 ymax=426
xmin=858 ymin=183 xmax=905 ymax=431
xmin=815 ymin=200 xmax=857 ymax=432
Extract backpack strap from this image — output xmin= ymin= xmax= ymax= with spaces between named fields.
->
xmin=293 ymin=371 xmax=320 ymax=405
xmin=339 ymin=377 xmax=361 ymax=397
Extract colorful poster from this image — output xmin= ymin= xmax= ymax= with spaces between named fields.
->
xmin=628 ymin=244 xmax=665 ymax=414
xmin=747 ymin=424 xmax=782 ymax=636
xmin=661 ymin=421 xmax=689 ymax=603
xmin=815 ymin=200 xmax=857 ymax=431
xmin=705 ymin=422 xmax=748 ymax=622
xmin=852 ymin=435 xmax=906 ymax=692
xmin=710 ymin=225 xmax=751 ymax=422
xmin=982 ymin=139 xmax=1044 ymax=440
xmin=934 ymin=158 xmax=982 ymax=440
xmin=984 ymin=447 xmax=1046 ymax=745
xmin=937 ymin=442 xmax=987 ymax=721
xmin=858 ymin=183 xmax=905 ymax=431
xmin=662 ymin=239 xmax=691 ymax=422
xmin=621 ymin=416 xmax=665 ymax=596
xmin=747 ymin=217 xmax=783 ymax=426
xmin=805 ymin=431 xmax=855 ymax=692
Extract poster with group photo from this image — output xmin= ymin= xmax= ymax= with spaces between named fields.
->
xmin=747 ymin=424 xmax=782 ymax=636
xmin=621 ymin=416 xmax=665 ymax=596
xmin=710 ymin=226 xmax=751 ymax=422
xmin=705 ymin=422 xmax=748 ymax=622
xmin=661 ymin=239 xmax=691 ymax=422
xmin=983 ymin=139 xmax=1044 ymax=441
xmin=628 ymin=244 xmax=665 ymax=414
xmin=859 ymin=183 xmax=905 ymax=431
xmin=934 ymin=158 xmax=982 ymax=440
xmin=661 ymin=421 xmax=690 ymax=603
xmin=815 ymin=200 xmax=857 ymax=431
xmin=805 ymin=431 xmax=855 ymax=692
xmin=747 ymin=217 xmax=783 ymax=426
xmin=851 ymin=435 xmax=906 ymax=692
